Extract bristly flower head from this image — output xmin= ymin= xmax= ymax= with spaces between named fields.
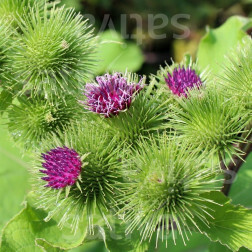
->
xmin=153 ymin=55 xmax=208 ymax=101
xmin=7 ymin=95 xmax=83 ymax=150
xmin=220 ymin=36 xmax=252 ymax=110
xmin=83 ymin=73 xmax=143 ymax=117
xmin=171 ymin=88 xmax=249 ymax=162
xmin=40 ymin=147 xmax=82 ymax=189
xmin=9 ymin=4 xmax=96 ymax=99
xmin=165 ymin=66 xmax=202 ymax=97
xmin=32 ymin=123 xmax=126 ymax=232
xmin=120 ymin=135 xmax=221 ymax=247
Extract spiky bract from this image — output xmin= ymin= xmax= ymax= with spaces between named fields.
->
xmin=32 ymin=123 xmax=125 ymax=232
xmin=7 ymin=95 xmax=83 ymax=150
xmin=220 ymin=37 xmax=252 ymax=110
xmin=171 ymin=88 xmax=249 ymax=161
xmin=0 ymin=0 xmax=47 ymax=28
xmin=120 ymin=136 xmax=221 ymax=246
xmin=87 ymin=74 xmax=171 ymax=146
xmin=10 ymin=5 xmax=96 ymax=99
xmin=0 ymin=18 xmax=13 ymax=83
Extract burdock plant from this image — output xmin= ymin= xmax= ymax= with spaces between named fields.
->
xmin=9 ymin=4 xmax=96 ymax=99
xmin=0 ymin=2 xmax=252 ymax=252
xmin=7 ymin=95 xmax=84 ymax=150
xmin=220 ymin=37 xmax=252 ymax=110
xmin=82 ymin=72 xmax=170 ymax=145
xmin=120 ymin=136 xmax=221 ymax=247
xmin=32 ymin=123 xmax=126 ymax=232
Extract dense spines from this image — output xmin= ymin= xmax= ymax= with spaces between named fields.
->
xmin=32 ymin=123 xmax=126 ymax=232
xmin=83 ymin=73 xmax=171 ymax=146
xmin=170 ymin=88 xmax=249 ymax=162
xmin=9 ymin=5 xmax=97 ymax=99
xmin=119 ymin=136 xmax=221 ymax=246
xmin=0 ymin=0 xmax=47 ymax=29
xmin=220 ymin=37 xmax=252 ymax=110
xmin=7 ymin=95 xmax=83 ymax=150
xmin=0 ymin=17 xmax=13 ymax=84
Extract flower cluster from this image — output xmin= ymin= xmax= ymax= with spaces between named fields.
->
xmin=40 ymin=147 xmax=82 ymax=189
xmin=83 ymin=73 xmax=143 ymax=117
xmin=165 ymin=66 xmax=202 ymax=97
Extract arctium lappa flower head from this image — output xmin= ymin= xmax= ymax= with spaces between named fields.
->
xmin=165 ymin=66 xmax=202 ymax=97
xmin=120 ymin=135 xmax=221 ymax=246
xmin=171 ymin=88 xmax=249 ymax=161
xmin=32 ymin=123 xmax=126 ymax=232
xmin=40 ymin=147 xmax=82 ymax=189
xmin=83 ymin=72 xmax=170 ymax=145
xmin=83 ymin=72 xmax=144 ymax=117
xmin=10 ymin=4 xmax=96 ymax=99
xmin=153 ymin=55 xmax=207 ymax=100
xmin=7 ymin=95 xmax=83 ymax=150
xmin=220 ymin=37 xmax=252 ymax=110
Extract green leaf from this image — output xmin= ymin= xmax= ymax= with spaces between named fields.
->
xmin=36 ymin=239 xmax=64 ymax=252
xmin=0 ymin=193 xmax=88 ymax=251
xmin=154 ymin=231 xmax=211 ymax=252
xmin=196 ymin=191 xmax=252 ymax=251
xmin=229 ymin=153 xmax=252 ymax=208
xmin=95 ymin=30 xmax=144 ymax=74
xmin=197 ymin=16 xmax=252 ymax=74
xmin=0 ymin=117 xmax=30 ymax=231
xmin=0 ymin=89 xmax=13 ymax=114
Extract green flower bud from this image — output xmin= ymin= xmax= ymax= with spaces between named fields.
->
xmin=9 ymin=5 xmax=96 ymax=99
xmin=31 ymin=123 xmax=126 ymax=232
xmin=7 ymin=95 xmax=83 ymax=150
xmin=119 ymin=135 xmax=221 ymax=247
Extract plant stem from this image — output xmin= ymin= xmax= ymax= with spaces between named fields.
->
xmin=221 ymin=132 xmax=252 ymax=196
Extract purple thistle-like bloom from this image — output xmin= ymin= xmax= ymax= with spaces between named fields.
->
xmin=165 ymin=67 xmax=202 ymax=97
xmin=83 ymin=73 xmax=143 ymax=117
xmin=40 ymin=147 xmax=82 ymax=189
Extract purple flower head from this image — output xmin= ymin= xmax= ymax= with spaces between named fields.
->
xmin=40 ymin=147 xmax=82 ymax=189
xmin=83 ymin=73 xmax=143 ymax=117
xmin=165 ymin=66 xmax=202 ymax=97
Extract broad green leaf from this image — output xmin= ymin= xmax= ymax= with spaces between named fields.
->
xmin=196 ymin=191 xmax=252 ymax=251
xmin=0 ymin=194 xmax=88 ymax=251
xmin=36 ymin=239 xmax=64 ymax=252
xmin=229 ymin=153 xmax=252 ymax=208
xmin=70 ymin=241 xmax=107 ymax=252
xmin=0 ymin=117 xmax=30 ymax=231
xmin=155 ymin=231 xmax=211 ymax=252
xmin=197 ymin=16 xmax=252 ymax=74
xmin=95 ymin=30 xmax=144 ymax=74
xmin=0 ymin=89 xmax=13 ymax=114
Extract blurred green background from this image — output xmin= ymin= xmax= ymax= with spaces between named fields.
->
xmin=60 ymin=0 xmax=252 ymax=76
xmin=0 ymin=0 xmax=252 ymax=251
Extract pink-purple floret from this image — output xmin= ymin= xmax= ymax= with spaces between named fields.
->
xmin=83 ymin=73 xmax=143 ymax=117
xmin=40 ymin=147 xmax=82 ymax=189
xmin=165 ymin=67 xmax=202 ymax=97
